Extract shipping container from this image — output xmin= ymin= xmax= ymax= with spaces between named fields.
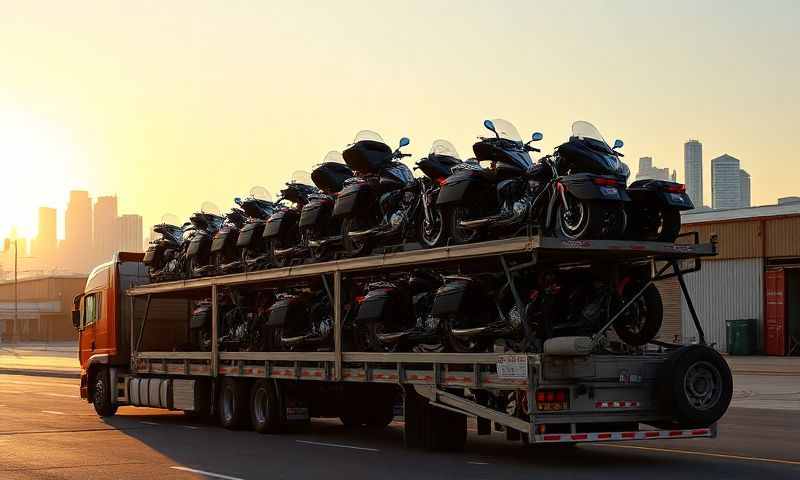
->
xmin=765 ymin=268 xmax=786 ymax=355
xmin=681 ymin=258 xmax=763 ymax=352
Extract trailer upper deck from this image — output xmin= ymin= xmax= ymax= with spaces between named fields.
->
xmin=127 ymin=234 xmax=716 ymax=297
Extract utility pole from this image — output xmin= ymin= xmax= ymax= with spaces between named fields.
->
xmin=13 ymin=239 xmax=18 ymax=344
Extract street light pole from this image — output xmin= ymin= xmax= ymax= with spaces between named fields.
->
xmin=13 ymin=239 xmax=18 ymax=343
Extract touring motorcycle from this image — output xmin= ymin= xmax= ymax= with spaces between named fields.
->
xmin=143 ymin=214 xmax=190 ymax=282
xmin=265 ymin=288 xmax=336 ymax=351
xmin=226 ymin=187 xmax=278 ymax=273
xmin=413 ymin=140 xmax=464 ymax=248
xmin=263 ymin=172 xmax=318 ymax=267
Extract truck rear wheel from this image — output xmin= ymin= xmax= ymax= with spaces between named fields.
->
xmin=219 ymin=378 xmax=249 ymax=429
xmin=403 ymin=386 xmax=466 ymax=451
xmin=92 ymin=367 xmax=117 ymax=418
xmin=250 ymin=379 xmax=282 ymax=433
xmin=658 ymin=345 xmax=732 ymax=428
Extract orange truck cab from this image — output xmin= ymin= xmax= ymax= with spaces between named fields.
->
xmin=73 ymin=252 xmax=148 ymax=401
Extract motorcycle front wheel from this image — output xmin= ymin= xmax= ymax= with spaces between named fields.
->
xmin=417 ymin=207 xmax=446 ymax=249
xmin=556 ymin=195 xmax=626 ymax=240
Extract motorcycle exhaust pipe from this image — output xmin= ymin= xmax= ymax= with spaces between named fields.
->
xmin=375 ymin=331 xmax=410 ymax=344
xmin=450 ymin=323 xmax=514 ymax=338
xmin=458 ymin=218 xmax=491 ymax=229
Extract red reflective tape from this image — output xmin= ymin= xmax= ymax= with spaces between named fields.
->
xmin=691 ymin=428 xmax=710 ymax=435
xmin=669 ymin=430 xmax=683 ymax=437
xmin=543 ymin=435 xmax=561 ymax=441
xmin=571 ymin=434 xmax=588 ymax=441
xmin=597 ymin=433 xmax=612 ymax=440
xmin=621 ymin=432 xmax=637 ymax=439
xmin=645 ymin=431 xmax=660 ymax=438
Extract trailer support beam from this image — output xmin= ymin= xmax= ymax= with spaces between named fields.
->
xmin=334 ymin=270 xmax=342 ymax=381
xmin=211 ymin=284 xmax=219 ymax=377
xmin=672 ymin=260 xmax=706 ymax=346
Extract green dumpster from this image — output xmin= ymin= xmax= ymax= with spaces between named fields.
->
xmin=726 ymin=319 xmax=757 ymax=355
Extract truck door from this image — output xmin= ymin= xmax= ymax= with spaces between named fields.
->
xmin=79 ymin=292 xmax=101 ymax=367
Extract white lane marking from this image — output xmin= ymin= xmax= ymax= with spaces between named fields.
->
xmin=590 ymin=443 xmax=800 ymax=466
xmin=170 ymin=466 xmax=245 ymax=480
xmin=295 ymin=439 xmax=380 ymax=452
xmin=41 ymin=410 xmax=66 ymax=415
xmin=0 ymin=380 xmax=77 ymax=388
xmin=182 ymin=425 xmax=200 ymax=430
xmin=0 ymin=404 xmax=6 ymax=407
xmin=0 ymin=390 xmax=25 ymax=394
xmin=467 ymin=461 xmax=489 ymax=465
xmin=37 ymin=392 xmax=80 ymax=398
xmin=139 ymin=421 xmax=160 ymax=426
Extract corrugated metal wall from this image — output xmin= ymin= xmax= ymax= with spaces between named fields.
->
xmin=680 ymin=258 xmax=763 ymax=352
xmin=680 ymin=221 xmax=763 ymax=260
xmin=766 ymin=217 xmax=800 ymax=259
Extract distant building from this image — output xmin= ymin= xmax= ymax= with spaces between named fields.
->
xmin=636 ymin=156 xmax=671 ymax=181
xmin=63 ymin=191 xmax=93 ymax=273
xmin=0 ymin=275 xmax=86 ymax=342
xmin=711 ymin=154 xmax=741 ymax=209
xmin=93 ymin=196 xmax=118 ymax=265
xmin=739 ymin=169 xmax=751 ymax=208
xmin=117 ymin=214 xmax=143 ymax=254
xmin=684 ymin=140 xmax=703 ymax=208
xmin=31 ymin=207 xmax=57 ymax=265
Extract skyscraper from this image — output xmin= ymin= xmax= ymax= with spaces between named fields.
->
xmin=116 ymin=214 xmax=144 ymax=254
xmin=739 ymin=169 xmax=751 ymax=208
xmin=93 ymin=195 xmax=118 ymax=264
xmin=711 ymin=154 xmax=741 ymax=209
xmin=64 ymin=191 xmax=93 ymax=272
xmin=684 ymin=140 xmax=703 ymax=208
xmin=31 ymin=207 xmax=57 ymax=265
xmin=636 ymin=156 xmax=671 ymax=181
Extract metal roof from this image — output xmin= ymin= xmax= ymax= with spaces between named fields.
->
xmin=682 ymin=202 xmax=800 ymax=224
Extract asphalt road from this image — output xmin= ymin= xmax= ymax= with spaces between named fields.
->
xmin=0 ymin=373 xmax=798 ymax=480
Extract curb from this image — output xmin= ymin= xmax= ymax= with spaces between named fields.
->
xmin=0 ymin=368 xmax=80 ymax=379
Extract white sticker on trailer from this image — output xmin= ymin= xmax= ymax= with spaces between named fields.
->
xmin=496 ymin=355 xmax=528 ymax=378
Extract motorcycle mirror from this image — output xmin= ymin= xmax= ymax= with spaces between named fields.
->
xmin=234 ymin=197 xmax=242 ymax=206
xmin=399 ymin=137 xmax=410 ymax=148
xmin=613 ymin=139 xmax=624 ymax=149
xmin=483 ymin=119 xmax=497 ymax=137
xmin=531 ymin=132 xmax=543 ymax=142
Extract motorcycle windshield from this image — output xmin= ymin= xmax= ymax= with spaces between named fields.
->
xmin=572 ymin=121 xmax=608 ymax=146
xmin=248 ymin=186 xmax=272 ymax=202
xmin=490 ymin=119 xmax=523 ymax=143
xmin=353 ymin=130 xmax=385 ymax=144
xmin=154 ymin=224 xmax=182 ymax=244
xmin=429 ymin=139 xmax=460 ymax=159
xmin=322 ymin=150 xmax=344 ymax=163
xmin=291 ymin=170 xmax=313 ymax=186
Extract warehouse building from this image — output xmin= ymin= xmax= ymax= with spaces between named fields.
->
xmin=657 ymin=202 xmax=800 ymax=355
xmin=0 ymin=275 xmax=87 ymax=342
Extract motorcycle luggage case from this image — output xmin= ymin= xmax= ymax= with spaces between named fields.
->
xmin=299 ymin=199 xmax=333 ymax=228
xmin=332 ymin=183 xmax=375 ymax=217
xmin=267 ymin=297 xmax=305 ymax=327
xmin=342 ymin=140 xmax=392 ymax=174
xmin=263 ymin=210 xmax=299 ymax=239
xmin=436 ymin=170 xmax=492 ymax=206
xmin=417 ymin=155 xmax=460 ymax=181
xmin=561 ymin=173 xmax=631 ymax=202
xmin=236 ymin=221 xmax=265 ymax=248
xmin=143 ymin=244 xmax=161 ymax=266
xmin=311 ymin=162 xmax=353 ymax=193
xmin=210 ymin=229 xmax=236 ymax=254
xmin=186 ymin=235 xmax=209 ymax=257
xmin=355 ymin=288 xmax=412 ymax=324
xmin=628 ymin=179 xmax=694 ymax=210
xmin=431 ymin=281 xmax=476 ymax=316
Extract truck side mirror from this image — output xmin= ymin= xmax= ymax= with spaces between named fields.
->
xmin=72 ymin=310 xmax=81 ymax=329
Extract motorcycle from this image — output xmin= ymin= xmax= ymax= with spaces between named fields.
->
xmin=143 ymin=214 xmax=187 ymax=282
xmin=230 ymin=187 xmax=279 ymax=273
xmin=207 ymin=206 xmax=248 ymax=275
xmin=185 ymin=202 xmax=226 ymax=278
xmin=414 ymin=140 xmax=464 ymax=248
xmin=626 ymin=179 xmax=693 ymax=242
xmin=334 ymin=131 xmax=420 ymax=257
xmin=265 ymin=288 xmax=336 ymax=351
xmin=300 ymin=151 xmax=354 ymax=261
xmin=264 ymin=171 xmax=319 ymax=267
xmin=352 ymin=271 xmax=443 ymax=352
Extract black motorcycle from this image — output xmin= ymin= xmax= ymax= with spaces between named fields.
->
xmin=300 ymin=151 xmax=354 ymax=261
xmin=185 ymin=202 xmax=226 ymax=278
xmin=229 ymin=187 xmax=279 ymax=273
xmin=352 ymin=271 xmax=443 ymax=352
xmin=263 ymin=172 xmax=319 ymax=267
xmin=265 ymin=288 xmax=335 ymax=351
xmin=143 ymin=214 xmax=189 ymax=282
xmin=414 ymin=140 xmax=464 ymax=248
xmin=626 ymin=179 xmax=693 ymax=242
xmin=208 ymin=207 xmax=248 ymax=275
xmin=334 ymin=130 xmax=420 ymax=256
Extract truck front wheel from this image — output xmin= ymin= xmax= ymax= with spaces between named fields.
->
xmin=92 ymin=367 xmax=117 ymax=418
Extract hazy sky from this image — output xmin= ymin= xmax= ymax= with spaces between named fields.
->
xmin=1 ymin=0 xmax=798 ymax=239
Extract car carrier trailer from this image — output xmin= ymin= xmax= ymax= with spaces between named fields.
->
xmin=74 ymin=233 xmax=731 ymax=451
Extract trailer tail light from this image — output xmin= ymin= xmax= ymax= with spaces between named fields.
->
xmin=436 ymin=177 xmax=447 ymax=186
xmin=592 ymin=177 xmax=620 ymax=187
xmin=355 ymin=296 xmax=366 ymax=304
xmin=536 ymin=388 xmax=569 ymax=411
xmin=665 ymin=183 xmax=686 ymax=193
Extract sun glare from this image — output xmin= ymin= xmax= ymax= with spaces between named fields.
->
xmin=0 ymin=108 xmax=82 ymax=240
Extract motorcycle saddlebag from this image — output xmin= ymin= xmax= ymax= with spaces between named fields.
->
xmin=332 ymin=183 xmax=375 ymax=217
xmin=299 ymin=199 xmax=334 ymax=228
xmin=143 ymin=243 xmax=161 ymax=266
xmin=186 ymin=234 xmax=209 ymax=257
xmin=355 ymin=288 xmax=412 ymax=324
xmin=342 ymin=140 xmax=392 ymax=174
xmin=431 ymin=280 xmax=476 ymax=316
xmin=263 ymin=209 xmax=299 ymax=239
xmin=236 ymin=221 xmax=265 ymax=248
xmin=561 ymin=173 xmax=631 ymax=202
xmin=311 ymin=162 xmax=353 ymax=193
xmin=417 ymin=155 xmax=460 ymax=182
xmin=210 ymin=229 xmax=236 ymax=254
xmin=266 ymin=297 xmax=305 ymax=327
xmin=436 ymin=170 xmax=492 ymax=207
xmin=628 ymin=179 xmax=694 ymax=210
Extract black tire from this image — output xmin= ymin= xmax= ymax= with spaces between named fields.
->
xmin=339 ymin=409 xmax=366 ymax=428
xmin=218 ymin=378 xmax=249 ymax=429
xmin=658 ymin=345 xmax=733 ymax=428
xmin=417 ymin=207 xmax=447 ymax=249
xmin=613 ymin=283 xmax=663 ymax=346
xmin=342 ymin=216 xmax=374 ymax=257
xmin=656 ymin=208 xmax=681 ymax=243
xmin=92 ymin=368 xmax=117 ymax=417
xmin=556 ymin=195 xmax=625 ymax=240
xmin=250 ymin=379 xmax=282 ymax=434
xmin=447 ymin=206 xmax=481 ymax=245
xmin=426 ymin=402 xmax=467 ymax=452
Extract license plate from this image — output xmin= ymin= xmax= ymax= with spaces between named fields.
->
xmin=669 ymin=193 xmax=685 ymax=202
xmin=285 ymin=407 xmax=309 ymax=421
xmin=496 ymin=355 xmax=528 ymax=379
xmin=600 ymin=186 xmax=620 ymax=198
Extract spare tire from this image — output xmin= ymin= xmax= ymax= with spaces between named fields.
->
xmin=657 ymin=345 xmax=732 ymax=428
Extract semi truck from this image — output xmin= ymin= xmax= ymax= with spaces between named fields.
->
xmin=73 ymin=234 xmax=732 ymax=451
